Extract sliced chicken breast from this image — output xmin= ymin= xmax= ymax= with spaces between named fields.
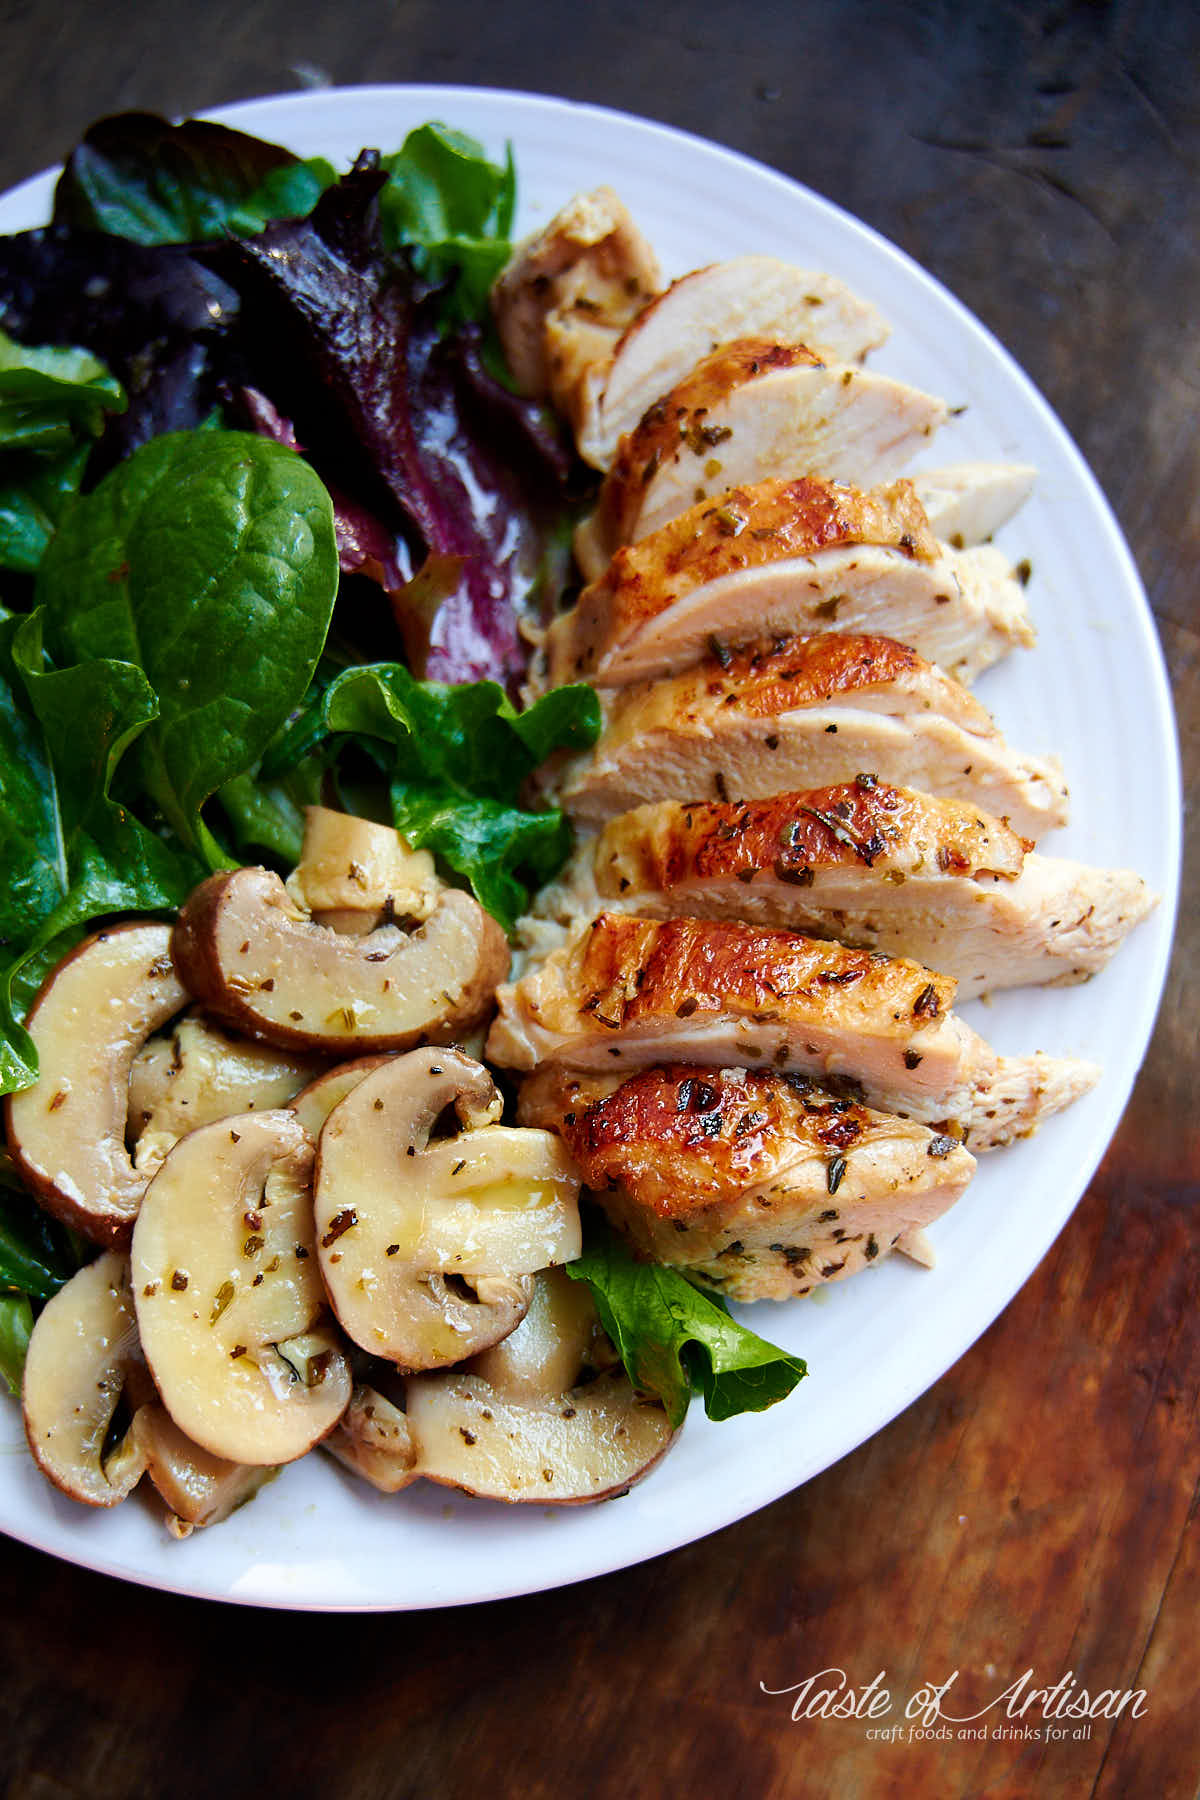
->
xmin=487 ymin=913 xmax=1099 ymax=1149
xmin=591 ymin=781 xmax=1157 ymax=1000
xmin=913 ymin=462 xmax=1037 ymax=547
xmin=490 ymin=186 xmax=661 ymax=410
xmin=576 ymin=259 xmax=891 ymax=468
xmin=546 ymin=474 xmax=1031 ymax=689
xmin=573 ymin=339 xmax=948 ymax=578
xmin=557 ymin=632 xmax=1068 ymax=840
xmin=518 ymin=1063 xmax=976 ymax=1301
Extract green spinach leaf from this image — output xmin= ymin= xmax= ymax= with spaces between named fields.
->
xmin=0 ymin=333 xmax=125 ymax=576
xmin=37 ymin=431 xmax=339 ymax=864
xmin=0 ymin=610 xmax=202 ymax=1094
xmin=568 ymin=1218 xmax=808 ymax=1427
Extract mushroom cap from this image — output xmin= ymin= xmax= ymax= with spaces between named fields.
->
xmin=5 ymin=924 xmax=188 ymax=1245
xmin=130 ymin=1402 xmax=276 ymax=1534
xmin=407 ymin=1369 xmax=677 ymax=1503
xmin=407 ymin=1270 xmax=678 ymax=1503
xmin=172 ymin=867 xmax=509 ymax=1053
xmin=22 ymin=1251 xmax=148 ymax=1507
xmin=313 ymin=1049 xmax=582 ymax=1371
xmin=130 ymin=1010 xmax=328 ymax=1175
xmin=289 ymin=1055 xmax=395 ymax=1140
xmin=131 ymin=1109 xmax=351 ymax=1465
xmin=285 ymin=806 xmax=439 ymax=926
xmin=322 ymin=1384 xmax=418 ymax=1494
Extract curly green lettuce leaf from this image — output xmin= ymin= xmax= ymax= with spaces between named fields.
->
xmin=568 ymin=1218 xmax=808 ymax=1428
xmin=317 ymin=662 xmax=600 ymax=930
xmin=379 ymin=123 xmax=516 ymax=318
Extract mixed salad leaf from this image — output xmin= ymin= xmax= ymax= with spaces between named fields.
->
xmin=0 ymin=111 xmax=805 ymax=1434
xmin=569 ymin=1218 xmax=808 ymax=1427
xmin=0 ymin=330 xmax=126 ymax=572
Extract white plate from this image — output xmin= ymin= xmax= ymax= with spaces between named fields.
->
xmin=0 ymin=86 xmax=1180 ymax=1610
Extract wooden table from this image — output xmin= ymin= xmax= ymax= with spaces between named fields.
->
xmin=2 ymin=4 xmax=1195 ymax=1796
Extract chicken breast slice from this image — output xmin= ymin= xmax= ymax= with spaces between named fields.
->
xmin=556 ymin=632 xmax=1068 ymax=840
xmin=490 ymin=186 xmax=662 ymax=410
xmin=576 ymin=259 xmax=891 ymax=469
xmin=546 ymin=481 xmax=1031 ymax=690
xmin=573 ymin=339 xmax=948 ymax=578
xmin=486 ymin=913 xmax=1099 ymax=1149
xmin=913 ymin=462 xmax=1037 ymax=547
xmin=518 ymin=1063 xmax=976 ymax=1301
xmin=542 ymin=474 xmax=941 ymax=688
xmin=590 ymin=782 xmax=1157 ymax=1001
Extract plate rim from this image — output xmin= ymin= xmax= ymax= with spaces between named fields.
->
xmin=0 ymin=81 xmax=1181 ymax=1611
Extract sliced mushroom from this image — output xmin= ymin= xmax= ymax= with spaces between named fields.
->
xmin=406 ymin=1269 xmax=678 ymax=1503
xmin=130 ymin=1011 xmax=328 ymax=1175
xmin=172 ymin=867 xmax=509 ymax=1053
xmin=285 ymin=806 xmax=440 ymax=935
xmin=313 ymin=1049 xmax=581 ymax=1371
xmin=6 ymin=924 xmax=187 ymax=1245
xmin=130 ymin=1402 xmax=276 ymax=1536
xmin=323 ymin=1384 xmax=418 ymax=1494
xmin=290 ymin=1055 xmax=395 ymax=1140
xmin=132 ymin=1109 xmax=351 ymax=1464
xmin=22 ymin=1251 xmax=148 ymax=1506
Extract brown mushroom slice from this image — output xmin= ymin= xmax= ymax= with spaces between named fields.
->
xmin=285 ymin=805 xmax=440 ymax=934
xmin=323 ymin=1384 xmax=418 ymax=1494
xmin=314 ymin=1050 xmax=581 ymax=1371
xmin=22 ymin=1251 xmax=148 ymax=1506
xmin=407 ymin=1270 xmax=678 ymax=1503
xmin=172 ymin=867 xmax=509 ymax=1053
xmin=467 ymin=1265 xmax=611 ymax=1400
xmin=5 ymin=924 xmax=187 ymax=1245
xmin=290 ymin=1055 xmax=394 ymax=1139
xmin=132 ymin=1110 xmax=351 ymax=1465
xmin=130 ymin=1402 xmax=276 ymax=1536
xmin=130 ymin=1011 xmax=328 ymax=1175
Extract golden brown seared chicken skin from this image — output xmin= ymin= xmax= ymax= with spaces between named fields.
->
xmin=487 ymin=912 xmax=1099 ymax=1150
xmin=555 ymin=631 xmax=1067 ymax=840
xmin=589 ymin=781 xmax=1156 ymax=1001
xmin=575 ymin=258 xmax=891 ymax=469
xmin=573 ymin=338 xmax=947 ymax=578
xmin=539 ymin=475 xmax=953 ymax=689
xmin=517 ymin=1063 xmax=976 ymax=1301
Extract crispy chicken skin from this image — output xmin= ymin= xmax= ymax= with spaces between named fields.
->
xmin=544 ymin=481 xmax=1031 ymax=691
xmin=556 ymin=632 xmax=1068 ymax=840
xmin=539 ymin=475 xmax=938 ymax=688
xmin=576 ymin=259 xmax=891 ymax=469
xmin=517 ymin=1063 xmax=976 ymax=1301
xmin=573 ymin=338 xmax=947 ymax=578
xmin=588 ymin=783 xmax=1156 ymax=1000
xmin=487 ymin=912 xmax=1098 ymax=1148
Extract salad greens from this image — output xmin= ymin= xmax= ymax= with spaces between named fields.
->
xmin=569 ymin=1219 xmax=808 ymax=1427
xmin=0 ymin=331 xmax=126 ymax=573
xmin=0 ymin=110 xmax=805 ymax=1433
xmin=39 ymin=430 xmax=339 ymax=864
xmin=309 ymin=663 xmax=599 ymax=933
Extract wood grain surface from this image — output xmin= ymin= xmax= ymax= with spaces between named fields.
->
xmin=1 ymin=3 xmax=1196 ymax=1796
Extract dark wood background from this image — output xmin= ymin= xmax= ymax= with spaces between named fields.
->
xmin=1 ymin=3 xmax=1196 ymax=1796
